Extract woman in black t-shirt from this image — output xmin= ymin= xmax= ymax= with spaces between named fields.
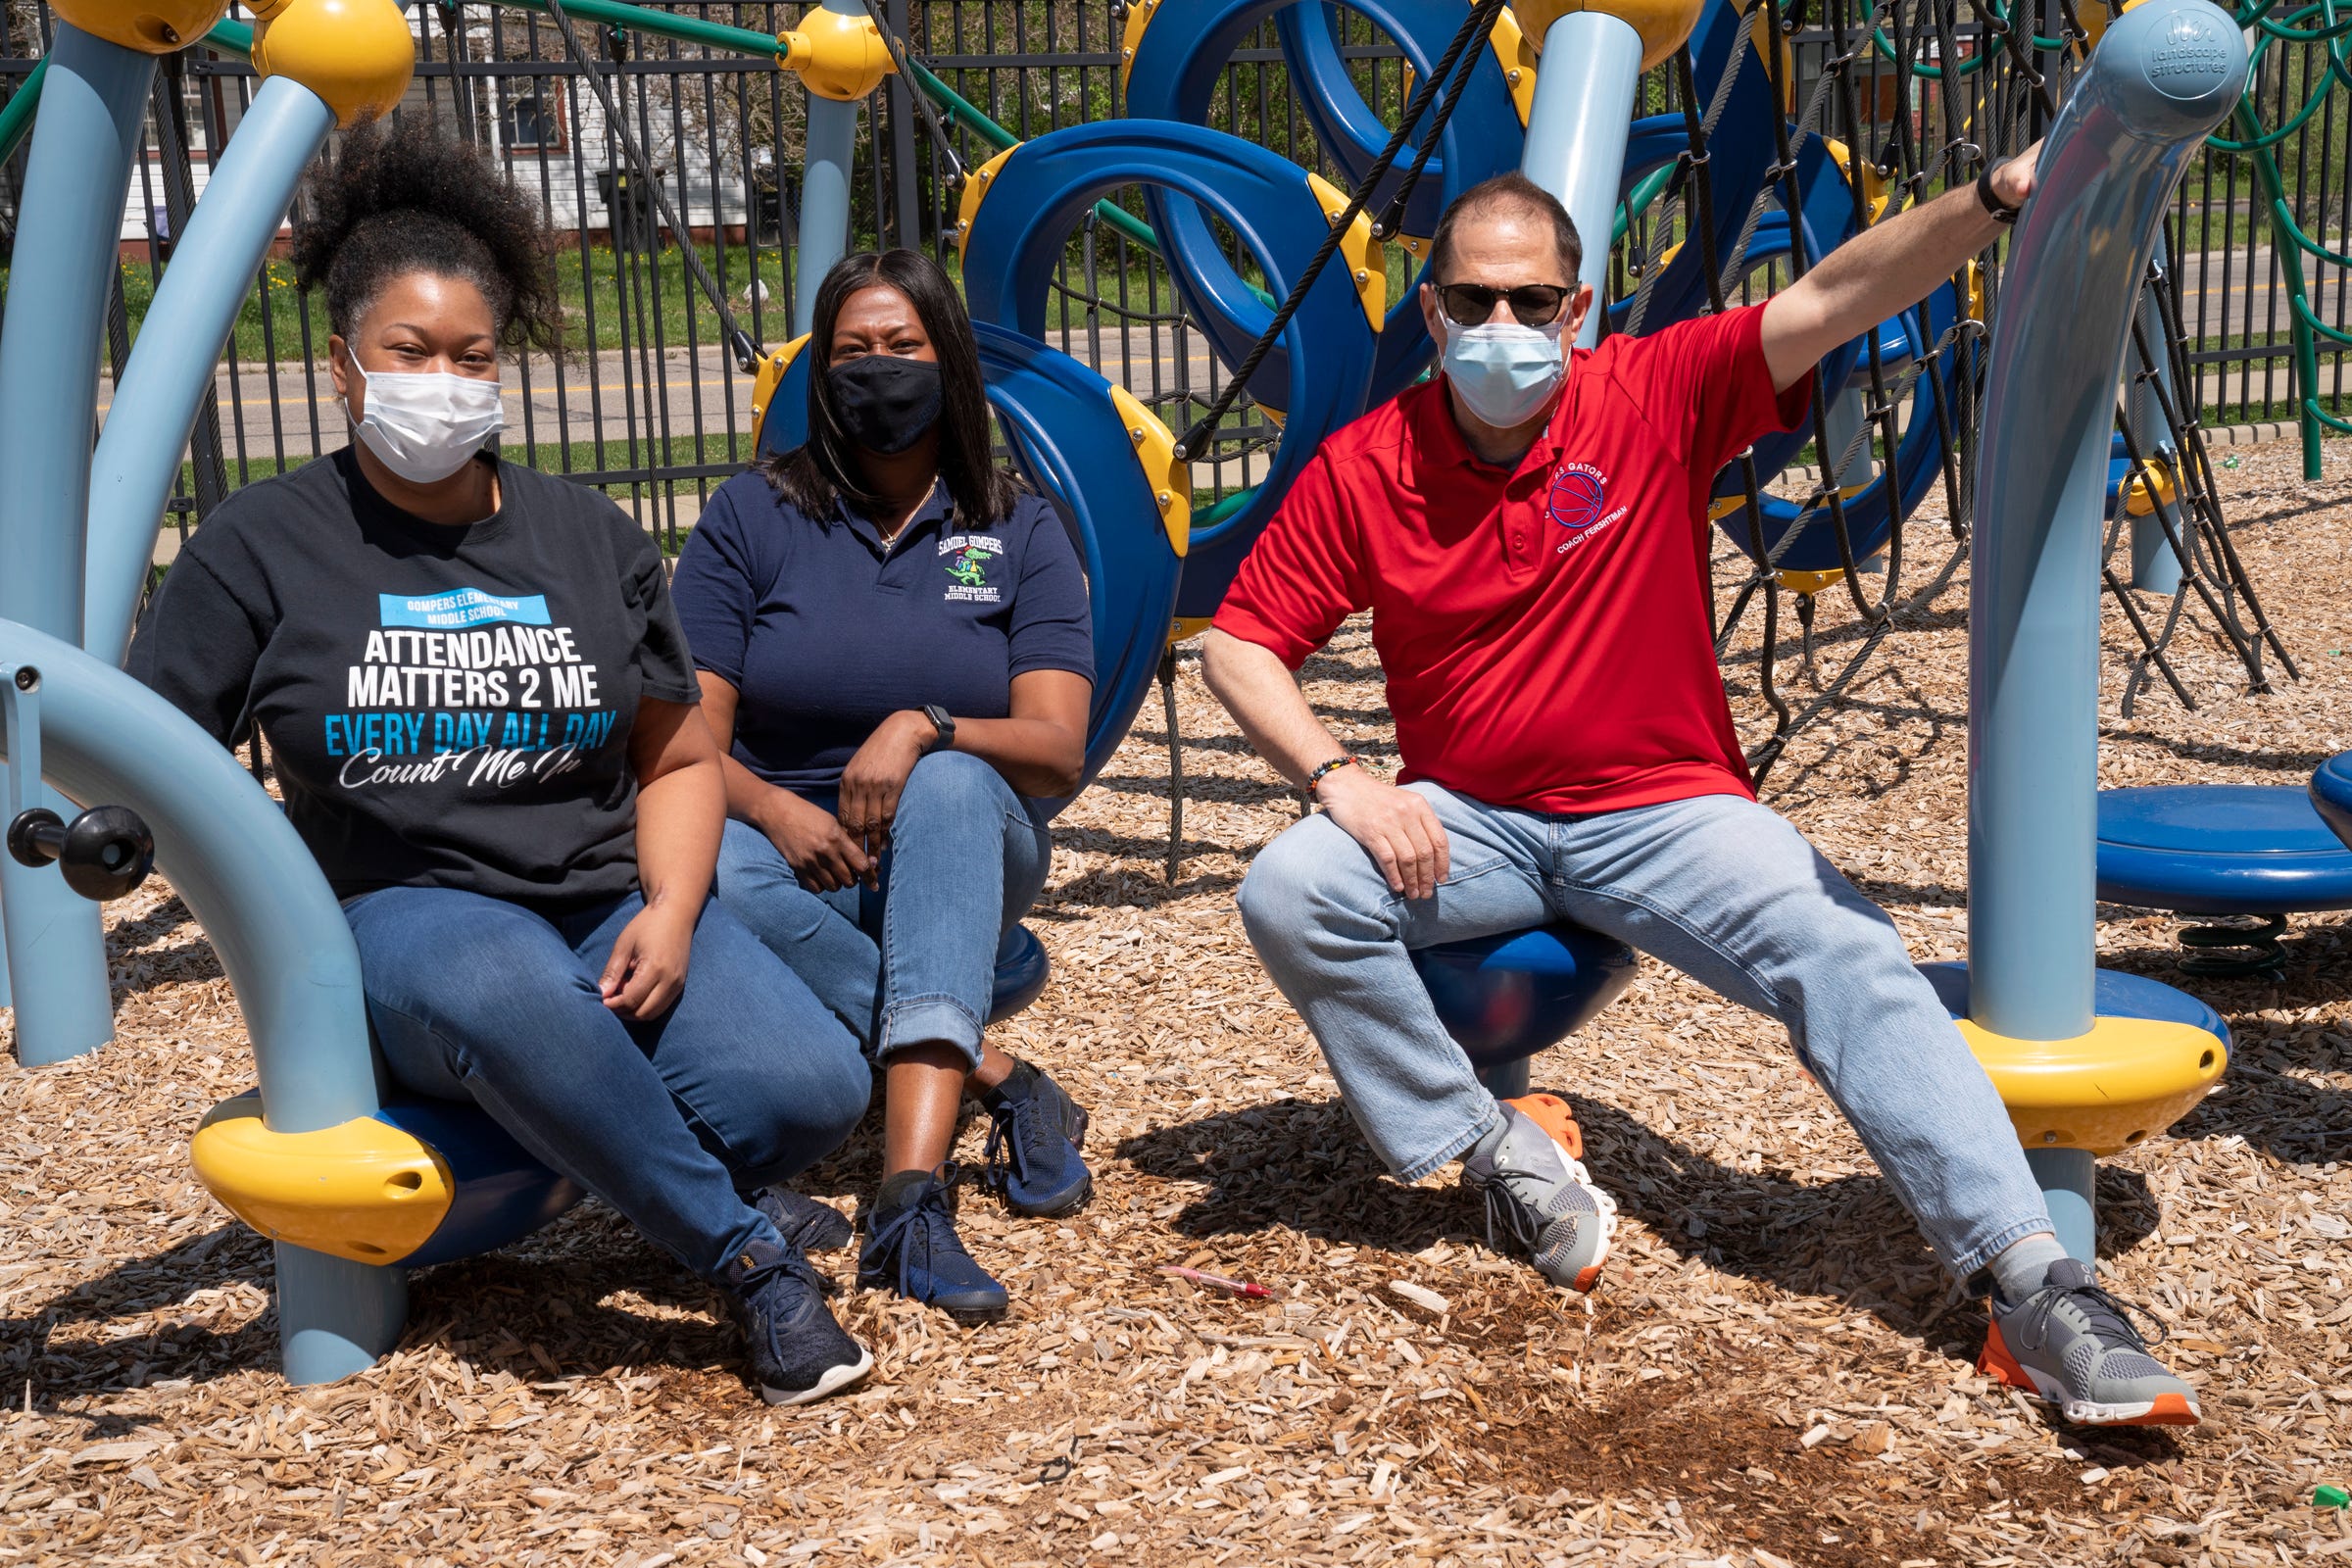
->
xmin=128 ymin=118 xmax=871 ymax=1407
xmin=671 ymin=252 xmax=1096 ymax=1326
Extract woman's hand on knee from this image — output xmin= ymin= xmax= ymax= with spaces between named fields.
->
xmin=600 ymin=900 xmax=699 ymax=1019
xmin=837 ymin=710 xmax=933 ymax=870
xmin=759 ymin=786 xmax=872 ymax=893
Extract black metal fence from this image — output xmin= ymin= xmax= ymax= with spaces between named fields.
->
xmin=1 ymin=0 xmax=2346 ymax=546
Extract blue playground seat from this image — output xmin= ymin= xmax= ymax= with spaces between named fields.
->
xmin=2096 ymin=783 xmax=2352 ymax=972
xmin=2308 ymin=750 xmax=2352 ymax=848
xmin=1410 ymin=923 xmax=1640 ymax=1097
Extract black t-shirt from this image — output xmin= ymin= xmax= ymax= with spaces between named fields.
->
xmin=128 ymin=448 xmax=702 ymax=911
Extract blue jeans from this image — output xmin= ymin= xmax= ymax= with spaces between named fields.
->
xmin=713 ymin=751 xmax=1053 ymax=1068
xmin=345 ymin=887 xmax=871 ymax=1281
xmin=1235 ymin=784 xmax=2054 ymax=1282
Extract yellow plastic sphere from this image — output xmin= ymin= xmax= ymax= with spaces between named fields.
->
xmin=1511 ymin=0 xmax=1709 ymax=73
xmin=249 ymin=0 xmax=416 ymax=128
xmin=48 ymin=0 xmax=231 ymax=55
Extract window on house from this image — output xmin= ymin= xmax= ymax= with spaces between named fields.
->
xmin=505 ymin=93 xmax=562 ymax=152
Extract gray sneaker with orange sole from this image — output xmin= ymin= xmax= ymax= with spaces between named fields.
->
xmin=1982 ymin=1257 xmax=2200 ymax=1427
xmin=1459 ymin=1094 xmax=1618 ymax=1293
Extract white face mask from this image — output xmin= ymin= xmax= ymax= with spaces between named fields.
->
xmin=347 ymin=360 xmax=505 ymax=484
xmin=1440 ymin=316 xmax=1567 ymax=429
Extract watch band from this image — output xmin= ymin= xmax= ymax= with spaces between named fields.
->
xmin=921 ymin=704 xmax=956 ymax=751
xmin=1977 ymin=161 xmax=2021 ymax=225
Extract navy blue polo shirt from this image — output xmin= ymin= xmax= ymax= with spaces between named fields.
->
xmin=670 ymin=469 xmax=1094 ymax=795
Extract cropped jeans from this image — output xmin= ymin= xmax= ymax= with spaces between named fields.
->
xmin=345 ymin=887 xmax=871 ymax=1282
xmin=713 ymin=750 xmax=1054 ymax=1068
xmin=1235 ymin=783 xmax=2054 ymax=1283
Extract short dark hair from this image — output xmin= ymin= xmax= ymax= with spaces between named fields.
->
xmin=1427 ymin=173 xmax=1583 ymax=286
xmin=758 ymin=249 xmax=1017 ymax=530
xmin=290 ymin=114 xmax=562 ymax=355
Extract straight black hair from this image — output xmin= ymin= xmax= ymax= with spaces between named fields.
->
xmin=758 ymin=249 xmax=1016 ymax=528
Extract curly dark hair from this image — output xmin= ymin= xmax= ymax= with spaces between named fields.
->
xmin=290 ymin=115 xmax=563 ymax=355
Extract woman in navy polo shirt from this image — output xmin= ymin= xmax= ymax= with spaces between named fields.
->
xmin=671 ymin=250 xmax=1096 ymax=1324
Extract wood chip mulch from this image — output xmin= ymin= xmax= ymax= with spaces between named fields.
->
xmin=5 ymin=436 xmax=2351 ymax=1567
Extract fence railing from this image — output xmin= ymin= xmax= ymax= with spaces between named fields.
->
xmin=2 ymin=0 xmax=2347 ymax=546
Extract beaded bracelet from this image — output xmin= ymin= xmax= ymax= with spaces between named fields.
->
xmin=1304 ymin=756 xmax=1356 ymax=793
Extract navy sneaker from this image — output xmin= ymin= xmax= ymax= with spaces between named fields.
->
xmin=719 ymin=1237 xmax=872 ymax=1406
xmin=980 ymin=1059 xmax=1093 ymax=1217
xmin=749 ymin=1185 xmax=855 ymax=1253
xmin=858 ymin=1165 xmax=1009 ymax=1324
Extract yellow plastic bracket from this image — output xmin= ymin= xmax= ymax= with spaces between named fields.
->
xmin=1821 ymin=135 xmax=1897 ymax=225
xmin=1305 ymin=171 xmax=1387 ymax=332
xmin=777 ymin=9 xmax=895 ymax=102
xmin=245 ymin=0 xmax=416 ymax=126
xmin=1777 ymin=567 xmax=1847 ymax=596
xmin=1168 ymin=615 xmax=1216 ymax=647
xmin=954 ymin=143 xmax=1022 ymax=265
xmin=750 ymin=333 xmax=811 ymax=435
xmin=1118 ymin=0 xmax=1162 ymax=95
xmin=2121 ymin=457 xmax=2178 ymax=518
xmin=191 ymin=1094 xmax=455 ymax=1265
xmin=1512 ymin=0 xmax=1709 ymax=72
xmin=1957 ymin=1014 xmax=2227 ymax=1157
xmin=1963 ymin=259 xmax=1986 ymax=323
xmin=1108 ymin=383 xmax=1191 ymax=560
xmin=1487 ymin=7 xmax=1540 ymax=128
xmin=50 ymin=0 xmax=229 ymax=53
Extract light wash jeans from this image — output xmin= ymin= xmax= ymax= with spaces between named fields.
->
xmin=346 ymin=887 xmax=872 ymax=1281
xmin=713 ymin=750 xmax=1054 ymax=1069
xmin=1235 ymin=783 xmax=2054 ymax=1282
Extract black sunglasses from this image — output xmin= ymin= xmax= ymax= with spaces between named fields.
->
xmin=1435 ymin=282 xmax=1570 ymax=328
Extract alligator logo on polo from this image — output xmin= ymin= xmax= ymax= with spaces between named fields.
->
xmin=1548 ymin=462 xmax=1630 ymax=552
xmin=941 ymin=532 xmax=1004 ymax=603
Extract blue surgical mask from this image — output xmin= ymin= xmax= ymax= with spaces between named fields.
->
xmin=1440 ymin=317 xmax=1566 ymax=428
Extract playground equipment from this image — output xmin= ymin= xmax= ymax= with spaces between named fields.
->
xmin=0 ymin=0 xmax=2291 ymax=1387
xmin=1934 ymin=0 xmax=2245 ymax=1275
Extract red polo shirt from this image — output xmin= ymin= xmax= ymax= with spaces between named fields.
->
xmin=1214 ymin=304 xmax=1808 ymax=815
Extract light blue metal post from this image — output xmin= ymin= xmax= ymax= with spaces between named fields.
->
xmin=0 ymin=621 xmax=401 ymax=1381
xmin=0 ymin=26 xmax=156 ymax=1065
xmin=83 ymin=78 xmax=337 ymax=663
xmin=792 ymin=0 xmax=868 ymax=335
xmin=1477 ymin=1058 xmax=1533 ymax=1101
xmin=2126 ymin=238 xmax=2183 ymax=595
xmin=1967 ymin=0 xmax=2247 ymax=1044
xmin=1518 ymin=14 xmax=1644 ymax=349
xmin=2025 ymin=1147 xmax=2099 ymax=1264
xmin=1967 ymin=0 xmax=2247 ymax=1263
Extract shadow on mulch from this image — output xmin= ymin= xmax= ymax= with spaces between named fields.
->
xmin=1117 ymin=1093 xmax=2160 ymax=1352
xmin=1 ymin=1204 xmax=749 ymax=1414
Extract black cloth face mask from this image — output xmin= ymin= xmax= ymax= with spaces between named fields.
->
xmin=826 ymin=354 xmax=944 ymax=455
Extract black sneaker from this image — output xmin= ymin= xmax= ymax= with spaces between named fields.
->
xmin=858 ymin=1165 xmax=1009 ymax=1325
xmin=980 ymin=1059 xmax=1094 ymax=1217
xmin=749 ymin=1186 xmax=855 ymax=1253
xmin=719 ymin=1237 xmax=872 ymax=1406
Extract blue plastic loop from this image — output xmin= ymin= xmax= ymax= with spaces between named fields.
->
xmin=1258 ymin=0 xmax=1528 ymax=402
xmin=757 ymin=322 xmax=1184 ymax=808
xmin=1410 ymin=922 xmax=1639 ymax=1071
xmin=956 ymin=119 xmax=1379 ymax=622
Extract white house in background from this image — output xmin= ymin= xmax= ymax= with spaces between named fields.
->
xmin=121 ymin=11 xmax=764 ymax=251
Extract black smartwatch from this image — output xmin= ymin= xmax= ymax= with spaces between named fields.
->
xmin=921 ymin=704 xmax=956 ymax=752
xmin=1977 ymin=161 xmax=2022 ymax=226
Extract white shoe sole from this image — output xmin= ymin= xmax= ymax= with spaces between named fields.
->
xmin=1540 ymin=1158 xmax=1619 ymax=1294
xmin=2014 ymin=1359 xmax=2199 ymax=1427
xmin=760 ymin=1347 xmax=874 ymax=1407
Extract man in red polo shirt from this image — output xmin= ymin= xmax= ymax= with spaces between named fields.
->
xmin=1202 ymin=166 xmax=2201 ymax=1428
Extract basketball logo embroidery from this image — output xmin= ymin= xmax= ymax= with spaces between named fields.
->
xmin=1548 ymin=464 xmax=1607 ymax=531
